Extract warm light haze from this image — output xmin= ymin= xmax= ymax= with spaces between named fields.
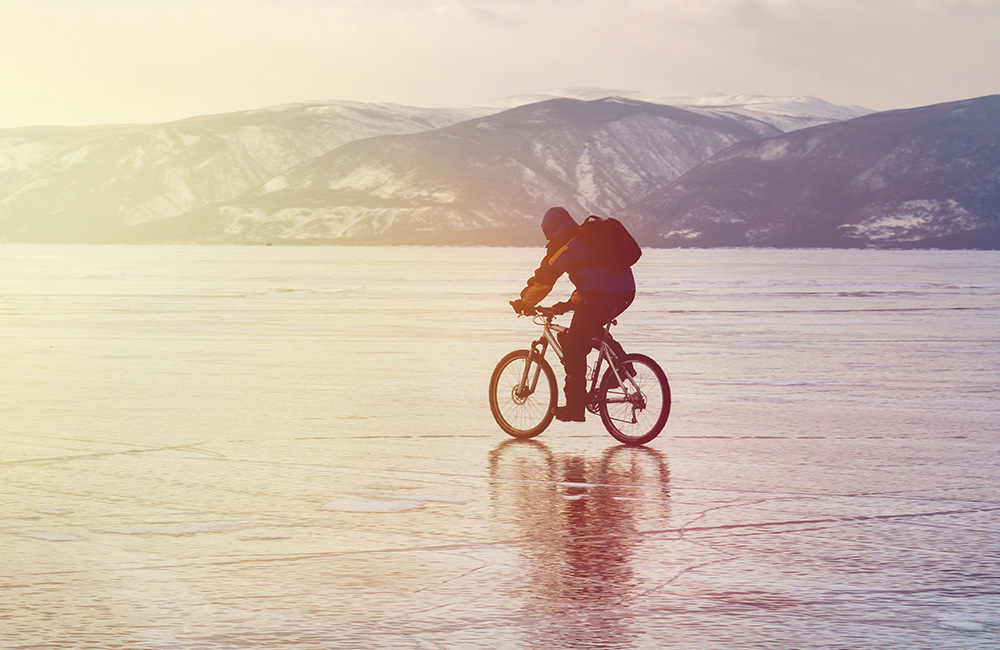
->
xmin=2 ymin=0 xmax=999 ymax=128
xmin=4 ymin=3 xmax=1000 ymax=646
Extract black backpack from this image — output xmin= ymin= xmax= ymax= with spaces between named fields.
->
xmin=578 ymin=216 xmax=641 ymax=272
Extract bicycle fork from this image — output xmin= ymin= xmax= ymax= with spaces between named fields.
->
xmin=517 ymin=337 xmax=549 ymax=399
xmin=518 ymin=320 xmax=568 ymax=398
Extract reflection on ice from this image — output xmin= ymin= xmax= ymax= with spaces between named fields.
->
xmin=488 ymin=440 xmax=672 ymax=649
xmin=1 ymin=245 xmax=998 ymax=648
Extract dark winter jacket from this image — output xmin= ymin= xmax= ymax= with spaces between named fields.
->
xmin=519 ymin=207 xmax=635 ymax=308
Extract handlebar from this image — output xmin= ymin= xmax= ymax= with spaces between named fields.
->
xmin=510 ymin=302 xmax=557 ymax=320
xmin=510 ymin=301 xmax=618 ymax=328
xmin=510 ymin=299 xmax=575 ymax=320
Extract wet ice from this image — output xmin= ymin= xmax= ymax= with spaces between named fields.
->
xmin=1 ymin=244 xmax=998 ymax=649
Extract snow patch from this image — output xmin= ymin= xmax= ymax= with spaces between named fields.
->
xmin=756 ymin=139 xmax=791 ymax=161
xmin=60 ymin=143 xmax=99 ymax=166
xmin=327 ymin=165 xmax=457 ymax=202
xmin=262 ymin=176 xmax=289 ymax=193
xmin=852 ymin=168 xmax=888 ymax=191
xmin=575 ymin=148 xmax=600 ymax=204
xmin=327 ymin=164 xmax=396 ymax=193
xmin=840 ymin=200 xmax=980 ymax=242
xmin=0 ymin=139 xmax=63 ymax=172
xmin=663 ymin=229 xmax=702 ymax=240
xmin=2 ymin=178 xmax=51 ymax=204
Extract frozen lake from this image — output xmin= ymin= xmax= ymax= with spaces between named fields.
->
xmin=2 ymin=244 xmax=999 ymax=649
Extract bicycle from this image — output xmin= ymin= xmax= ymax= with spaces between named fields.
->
xmin=489 ymin=305 xmax=670 ymax=446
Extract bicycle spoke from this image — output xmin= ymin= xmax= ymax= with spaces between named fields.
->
xmin=490 ymin=350 xmax=556 ymax=438
xmin=598 ymin=354 xmax=670 ymax=445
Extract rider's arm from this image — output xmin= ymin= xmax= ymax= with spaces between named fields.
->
xmin=519 ymin=257 xmax=559 ymax=308
xmin=550 ymin=299 xmax=575 ymax=315
xmin=518 ymin=239 xmax=582 ymax=308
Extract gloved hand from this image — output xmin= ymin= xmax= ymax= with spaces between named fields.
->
xmin=551 ymin=300 xmax=575 ymax=315
xmin=510 ymin=299 xmax=535 ymax=316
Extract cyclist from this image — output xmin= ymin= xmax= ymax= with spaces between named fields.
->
xmin=510 ymin=207 xmax=636 ymax=422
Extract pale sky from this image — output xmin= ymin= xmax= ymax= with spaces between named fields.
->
xmin=2 ymin=0 xmax=998 ymax=128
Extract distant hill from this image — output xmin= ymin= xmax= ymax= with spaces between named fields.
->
xmin=0 ymin=102 xmax=479 ymax=242
xmin=617 ymin=95 xmax=1000 ymax=249
xmin=150 ymin=96 xmax=862 ymax=244
xmin=479 ymin=88 xmax=871 ymax=132
xmin=0 ymin=91 xmax=894 ymax=245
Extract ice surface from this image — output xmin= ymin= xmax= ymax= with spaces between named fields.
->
xmin=19 ymin=531 xmax=87 ymax=542
xmin=1 ymin=245 xmax=998 ymax=649
xmin=321 ymin=498 xmax=424 ymax=513
xmin=99 ymin=523 xmax=249 ymax=536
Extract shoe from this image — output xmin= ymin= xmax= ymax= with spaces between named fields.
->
xmin=554 ymin=404 xmax=586 ymax=422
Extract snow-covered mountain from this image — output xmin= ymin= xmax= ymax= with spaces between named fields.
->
xmin=158 ymin=96 xmax=865 ymax=244
xmin=617 ymin=95 xmax=1000 ymax=249
xmin=168 ymin=101 xmax=487 ymax=177
xmin=0 ymin=102 xmax=479 ymax=242
xmin=0 ymin=91 xmax=875 ymax=244
xmin=479 ymin=88 xmax=871 ymax=131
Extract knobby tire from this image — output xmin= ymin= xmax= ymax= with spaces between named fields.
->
xmin=489 ymin=349 xmax=557 ymax=438
xmin=598 ymin=353 xmax=670 ymax=446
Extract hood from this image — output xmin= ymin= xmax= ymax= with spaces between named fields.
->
xmin=541 ymin=207 xmax=578 ymax=241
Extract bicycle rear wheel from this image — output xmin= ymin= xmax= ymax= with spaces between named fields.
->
xmin=489 ymin=349 xmax=557 ymax=438
xmin=598 ymin=353 xmax=670 ymax=446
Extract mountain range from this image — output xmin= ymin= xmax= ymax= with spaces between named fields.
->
xmin=620 ymin=94 xmax=1000 ymax=249
xmin=1 ymin=90 xmax=996 ymax=248
xmin=166 ymin=96 xmax=843 ymax=245
xmin=0 ymin=102 xmax=479 ymax=243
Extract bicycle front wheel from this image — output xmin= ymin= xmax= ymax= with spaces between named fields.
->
xmin=489 ymin=349 xmax=557 ymax=438
xmin=598 ymin=353 xmax=670 ymax=446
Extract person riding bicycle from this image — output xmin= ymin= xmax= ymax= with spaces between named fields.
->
xmin=510 ymin=207 xmax=636 ymax=422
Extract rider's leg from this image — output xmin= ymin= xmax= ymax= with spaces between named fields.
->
xmin=554 ymin=291 xmax=636 ymax=423
xmin=555 ymin=313 xmax=597 ymax=422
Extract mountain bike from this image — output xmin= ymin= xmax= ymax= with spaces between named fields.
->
xmin=489 ymin=306 xmax=670 ymax=446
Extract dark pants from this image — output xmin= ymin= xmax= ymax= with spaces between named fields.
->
xmin=560 ymin=291 xmax=635 ymax=408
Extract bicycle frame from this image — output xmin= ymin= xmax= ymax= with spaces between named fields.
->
xmin=494 ymin=306 xmax=669 ymax=444
xmin=521 ymin=313 xmax=636 ymax=403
